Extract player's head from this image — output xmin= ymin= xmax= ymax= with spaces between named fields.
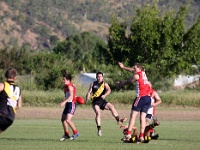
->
xmin=133 ymin=63 xmax=143 ymax=72
xmin=63 ymin=73 xmax=72 ymax=81
xmin=96 ymin=72 xmax=104 ymax=82
xmin=5 ymin=68 xmax=17 ymax=80
xmin=62 ymin=73 xmax=72 ymax=84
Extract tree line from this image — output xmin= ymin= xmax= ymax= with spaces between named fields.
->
xmin=0 ymin=2 xmax=199 ymax=91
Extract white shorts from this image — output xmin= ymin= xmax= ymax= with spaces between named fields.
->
xmin=147 ymin=97 xmax=154 ymax=115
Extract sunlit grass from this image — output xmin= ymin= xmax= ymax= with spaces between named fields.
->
xmin=0 ymin=119 xmax=200 ymax=150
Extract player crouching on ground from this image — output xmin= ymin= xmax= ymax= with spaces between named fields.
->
xmin=120 ymin=120 xmax=160 ymax=144
xmin=146 ymin=82 xmax=162 ymax=140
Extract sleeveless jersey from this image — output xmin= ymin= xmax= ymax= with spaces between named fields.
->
xmin=92 ymin=81 xmax=105 ymax=100
xmin=64 ymin=82 xmax=76 ymax=102
xmin=135 ymin=71 xmax=151 ymax=97
xmin=0 ymin=81 xmax=21 ymax=117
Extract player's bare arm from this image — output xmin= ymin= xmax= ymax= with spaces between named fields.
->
xmin=85 ymin=83 xmax=93 ymax=103
xmin=0 ymin=83 xmax=4 ymax=92
xmin=16 ymin=95 xmax=22 ymax=110
xmin=101 ymin=82 xmax=111 ymax=99
xmin=118 ymin=62 xmax=134 ymax=73
xmin=117 ymin=74 xmax=139 ymax=87
xmin=152 ymin=92 xmax=162 ymax=107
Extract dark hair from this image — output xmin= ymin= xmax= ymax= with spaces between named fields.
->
xmin=5 ymin=68 xmax=17 ymax=79
xmin=63 ymin=73 xmax=72 ymax=81
xmin=134 ymin=63 xmax=143 ymax=70
xmin=96 ymin=72 xmax=103 ymax=77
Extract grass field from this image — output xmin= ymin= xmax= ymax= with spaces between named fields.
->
xmin=0 ymin=116 xmax=200 ymax=150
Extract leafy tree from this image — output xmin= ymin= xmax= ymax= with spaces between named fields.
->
xmin=0 ymin=47 xmax=30 ymax=74
xmin=183 ymin=16 xmax=200 ymax=67
xmin=25 ymin=52 xmax=76 ymax=90
xmin=107 ymin=16 xmax=129 ymax=64
xmin=108 ymin=2 xmax=200 ymax=83
xmin=53 ymin=31 xmax=107 ymax=72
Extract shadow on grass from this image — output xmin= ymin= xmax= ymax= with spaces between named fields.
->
xmin=157 ymin=138 xmax=199 ymax=143
xmin=0 ymin=137 xmax=90 ymax=142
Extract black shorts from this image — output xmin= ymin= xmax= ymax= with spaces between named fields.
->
xmin=92 ymin=98 xmax=108 ymax=110
xmin=0 ymin=115 xmax=14 ymax=131
xmin=146 ymin=114 xmax=152 ymax=119
xmin=0 ymin=106 xmax=15 ymax=131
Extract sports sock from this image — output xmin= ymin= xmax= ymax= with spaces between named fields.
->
xmin=97 ymin=126 xmax=101 ymax=131
xmin=73 ymin=130 xmax=78 ymax=134
xmin=139 ymin=133 xmax=144 ymax=138
xmin=115 ymin=116 xmax=120 ymax=122
xmin=65 ymin=131 xmax=70 ymax=136
xmin=127 ymin=130 xmax=131 ymax=135
xmin=149 ymin=129 xmax=153 ymax=134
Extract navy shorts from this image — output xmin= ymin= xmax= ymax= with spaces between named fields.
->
xmin=132 ymin=96 xmax=151 ymax=113
xmin=62 ymin=102 xmax=77 ymax=115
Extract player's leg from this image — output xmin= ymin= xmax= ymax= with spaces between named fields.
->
xmin=66 ymin=113 xmax=79 ymax=140
xmin=93 ymin=104 xmax=102 ymax=136
xmin=137 ymin=96 xmax=151 ymax=143
xmin=60 ymin=114 xmax=71 ymax=141
xmin=139 ymin=112 xmax=147 ymax=141
xmin=104 ymin=102 xmax=127 ymax=124
xmin=125 ymin=110 xmax=139 ymax=140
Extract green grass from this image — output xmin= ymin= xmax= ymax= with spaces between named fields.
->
xmin=0 ymin=119 xmax=200 ymax=150
xmin=22 ymin=89 xmax=200 ymax=107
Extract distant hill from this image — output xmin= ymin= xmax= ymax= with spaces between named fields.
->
xmin=0 ymin=0 xmax=199 ymax=50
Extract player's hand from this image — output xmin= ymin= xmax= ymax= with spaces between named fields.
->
xmin=118 ymin=62 xmax=124 ymax=69
xmin=115 ymin=81 xmax=123 ymax=87
xmin=101 ymin=95 xmax=106 ymax=100
xmin=60 ymin=101 xmax=66 ymax=107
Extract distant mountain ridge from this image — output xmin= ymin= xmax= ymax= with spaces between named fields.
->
xmin=0 ymin=0 xmax=199 ymax=50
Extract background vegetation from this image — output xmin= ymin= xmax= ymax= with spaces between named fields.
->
xmin=0 ymin=0 xmax=199 ymax=49
xmin=0 ymin=1 xmax=200 ymax=107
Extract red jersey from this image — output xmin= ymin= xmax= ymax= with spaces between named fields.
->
xmin=135 ymin=71 xmax=151 ymax=97
xmin=64 ymin=82 xmax=76 ymax=103
xmin=150 ymin=88 xmax=155 ymax=97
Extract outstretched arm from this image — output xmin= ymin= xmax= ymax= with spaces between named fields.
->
xmin=118 ymin=62 xmax=134 ymax=73
xmin=116 ymin=74 xmax=139 ymax=87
